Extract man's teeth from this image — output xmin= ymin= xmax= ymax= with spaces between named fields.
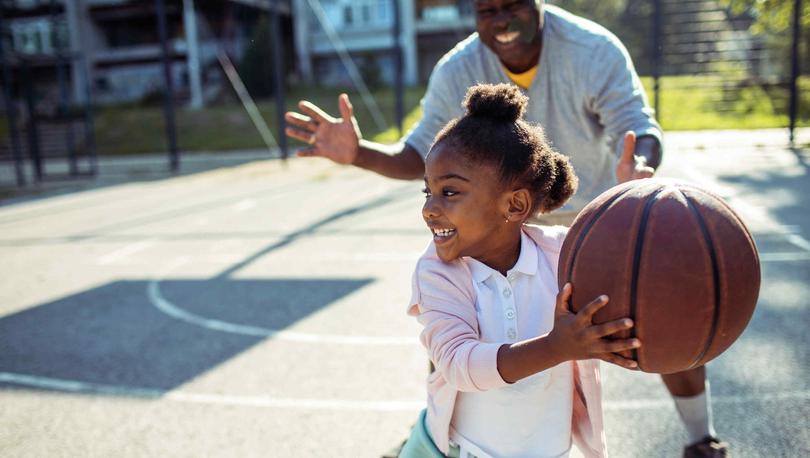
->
xmin=496 ymin=32 xmax=520 ymax=44
xmin=433 ymin=228 xmax=456 ymax=237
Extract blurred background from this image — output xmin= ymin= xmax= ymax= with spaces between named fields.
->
xmin=1 ymin=2 xmax=809 ymax=457
xmin=0 ymin=0 xmax=807 ymax=188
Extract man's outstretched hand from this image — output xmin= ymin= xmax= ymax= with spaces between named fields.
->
xmin=284 ymin=94 xmax=361 ymax=165
xmin=615 ymin=131 xmax=656 ymax=184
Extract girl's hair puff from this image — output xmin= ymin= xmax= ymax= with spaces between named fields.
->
xmin=431 ymin=83 xmax=578 ymax=214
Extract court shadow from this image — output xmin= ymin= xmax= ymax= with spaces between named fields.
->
xmin=0 ymin=277 xmax=372 ymax=392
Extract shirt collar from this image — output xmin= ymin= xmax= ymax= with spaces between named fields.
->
xmin=467 ymin=229 xmax=539 ymax=284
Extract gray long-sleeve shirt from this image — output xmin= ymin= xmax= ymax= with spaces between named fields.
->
xmin=404 ymin=5 xmax=663 ymax=212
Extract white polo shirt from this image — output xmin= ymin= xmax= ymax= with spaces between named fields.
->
xmin=449 ymin=230 xmax=574 ymax=458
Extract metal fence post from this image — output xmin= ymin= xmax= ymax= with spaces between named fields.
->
xmin=270 ymin=5 xmax=287 ymax=160
xmin=789 ymin=0 xmax=803 ymax=146
xmin=652 ymin=0 xmax=662 ymax=123
xmin=393 ymin=0 xmax=404 ymax=136
xmin=156 ymin=0 xmax=179 ymax=172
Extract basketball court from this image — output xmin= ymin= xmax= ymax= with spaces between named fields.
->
xmin=1 ymin=128 xmax=808 ymax=457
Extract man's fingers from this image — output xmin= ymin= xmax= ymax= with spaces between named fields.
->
xmin=599 ymin=353 xmax=639 ymax=370
xmin=285 ymin=112 xmax=316 ymax=132
xmin=577 ymin=294 xmax=609 ymax=324
xmin=295 ymin=147 xmax=320 ymax=158
xmin=298 ymin=100 xmax=332 ymax=123
xmin=636 ymin=167 xmax=655 ymax=179
xmin=338 ymin=93 xmax=354 ymax=123
xmin=619 ymin=131 xmax=636 ymax=164
xmin=285 ymin=127 xmax=316 ymax=144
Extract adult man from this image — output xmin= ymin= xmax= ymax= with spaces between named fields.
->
xmin=285 ymin=1 xmax=727 ymax=456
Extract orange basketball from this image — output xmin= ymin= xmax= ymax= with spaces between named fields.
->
xmin=558 ymin=179 xmax=760 ymax=373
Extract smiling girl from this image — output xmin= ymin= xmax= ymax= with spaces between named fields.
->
xmin=400 ymin=84 xmax=640 ymax=458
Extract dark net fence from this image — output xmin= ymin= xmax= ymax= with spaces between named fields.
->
xmin=551 ymin=0 xmax=808 ymax=133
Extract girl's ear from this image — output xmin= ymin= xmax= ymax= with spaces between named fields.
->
xmin=505 ymin=188 xmax=533 ymax=222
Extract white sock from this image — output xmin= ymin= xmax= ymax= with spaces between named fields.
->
xmin=672 ymin=381 xmax=717 ymax=444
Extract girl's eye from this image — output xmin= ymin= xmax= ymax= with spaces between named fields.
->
xmin=442 ymin=189 xmax=458 ymax=197
xmin=421 ymin=188 xmax=432 ymax=198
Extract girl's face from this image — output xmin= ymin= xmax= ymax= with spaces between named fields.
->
xmin=422 ymin=142 xmax=519 ymax=272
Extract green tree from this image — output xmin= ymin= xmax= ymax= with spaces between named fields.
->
xmin=718 ymin=0 xmax=809 ymax=75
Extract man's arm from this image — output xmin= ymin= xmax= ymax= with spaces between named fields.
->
xmin=353 ymin=141 xmax=425 ymax=180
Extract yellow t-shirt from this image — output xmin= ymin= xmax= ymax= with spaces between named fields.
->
xmin=503 ymin=65 xmax=538 ymax=90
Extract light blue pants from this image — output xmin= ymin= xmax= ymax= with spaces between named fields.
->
xmin=399 ymin=409 xmax=461 ymax=458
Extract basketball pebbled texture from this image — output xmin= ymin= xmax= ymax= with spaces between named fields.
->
xmin=557 ymin=179 xmax=760 ymax=374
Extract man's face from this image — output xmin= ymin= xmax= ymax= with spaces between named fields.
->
xmin=474 ymin=0 xmax=543 ymax=73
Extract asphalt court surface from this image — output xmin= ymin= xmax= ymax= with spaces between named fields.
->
xmin=1 ymin=129 xmax=808 ymax=457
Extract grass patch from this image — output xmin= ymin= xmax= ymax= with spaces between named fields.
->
xmin=2 ymin=76 xmax=808 ymax=155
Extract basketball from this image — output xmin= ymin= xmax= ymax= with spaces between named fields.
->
xmin=558 ymin=179 xmax=760 ymax=374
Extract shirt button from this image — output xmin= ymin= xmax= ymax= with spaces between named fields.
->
xmin=506 ymin=309 xmax=515 ymax=319
xmin=507 ymin=329 xmax=517 ymax=339
xmin=503 ymin=288 xmax=512 ymax=298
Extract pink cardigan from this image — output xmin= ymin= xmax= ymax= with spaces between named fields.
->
xmin=407 ymin=225 xmax=608 ymax=457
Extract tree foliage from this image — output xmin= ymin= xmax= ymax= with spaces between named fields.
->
xmin=718 ymin=0 xmax=809 ymax=74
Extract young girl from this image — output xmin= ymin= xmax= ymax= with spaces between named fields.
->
xmin=400 ymin=84 xmax=641 ymax=458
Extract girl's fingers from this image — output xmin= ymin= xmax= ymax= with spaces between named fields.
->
xmin=576 ymin=294 xmax=609 ymax=324
xmin=555 ymin=283 xmax=573 ymax=314
xmin=595 ymin=338 xmax=641 ymax=353
xmin=589 ymin=318 xmax=635 ymax=338
xmin=599 ymin=353 xmax=639 ymax=370
xmin=298 ymin=101 xmax=332 ymax=123
xmin=285 ymin=112 xmax=316 ymax=132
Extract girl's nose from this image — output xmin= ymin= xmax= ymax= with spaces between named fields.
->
xmin=422 ymin=199 xmax=440 ymax=220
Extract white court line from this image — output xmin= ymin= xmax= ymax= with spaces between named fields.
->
xmin=231 ymin=199 xmax=257 ymax=212
xmin=2 ymin=371 xmax=809 ymax=412
xmin=760 ymin=252 xmax=810 ymax=262
xmin=96 ymin=239 xmax=157 ymax=265
xmin=147 ymin=257 xmax=416 ymax=346
xmin=786 ymin=234 xmax=810 ymax=252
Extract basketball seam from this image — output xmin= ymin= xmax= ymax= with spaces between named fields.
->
xmin=629 ymin=189 xmax=663 ymax=366
xmin=679 ymin=184 xmax=761 ymax=268
xmin=564 ymin=187 xmax=635 ymax=293
xmin=682 ymin=193 xmax=722 ymax=370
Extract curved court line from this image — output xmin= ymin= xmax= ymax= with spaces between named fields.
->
xmin=3 ymin=371 xmax=809 ymax=412
xmin=147 ymin=258 xmax=416 ymax=346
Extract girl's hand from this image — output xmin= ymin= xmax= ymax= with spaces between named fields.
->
xmin=549 ymin=283 xmax=641 ymax=369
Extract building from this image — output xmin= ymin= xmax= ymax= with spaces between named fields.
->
xmin=291 ymin=0 xmax=476 ymax=86
xmin=2 ymin=0 xmax=293 ymax=106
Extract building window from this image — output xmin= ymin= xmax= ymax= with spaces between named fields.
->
xmin=343 ymin=6 xmax=353 ymax=26
xmin=10 ymin=17 xmax=57 ymax=55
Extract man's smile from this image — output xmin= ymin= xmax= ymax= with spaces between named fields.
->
xmin=495 ymin=31 xmax=521 ymax=44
